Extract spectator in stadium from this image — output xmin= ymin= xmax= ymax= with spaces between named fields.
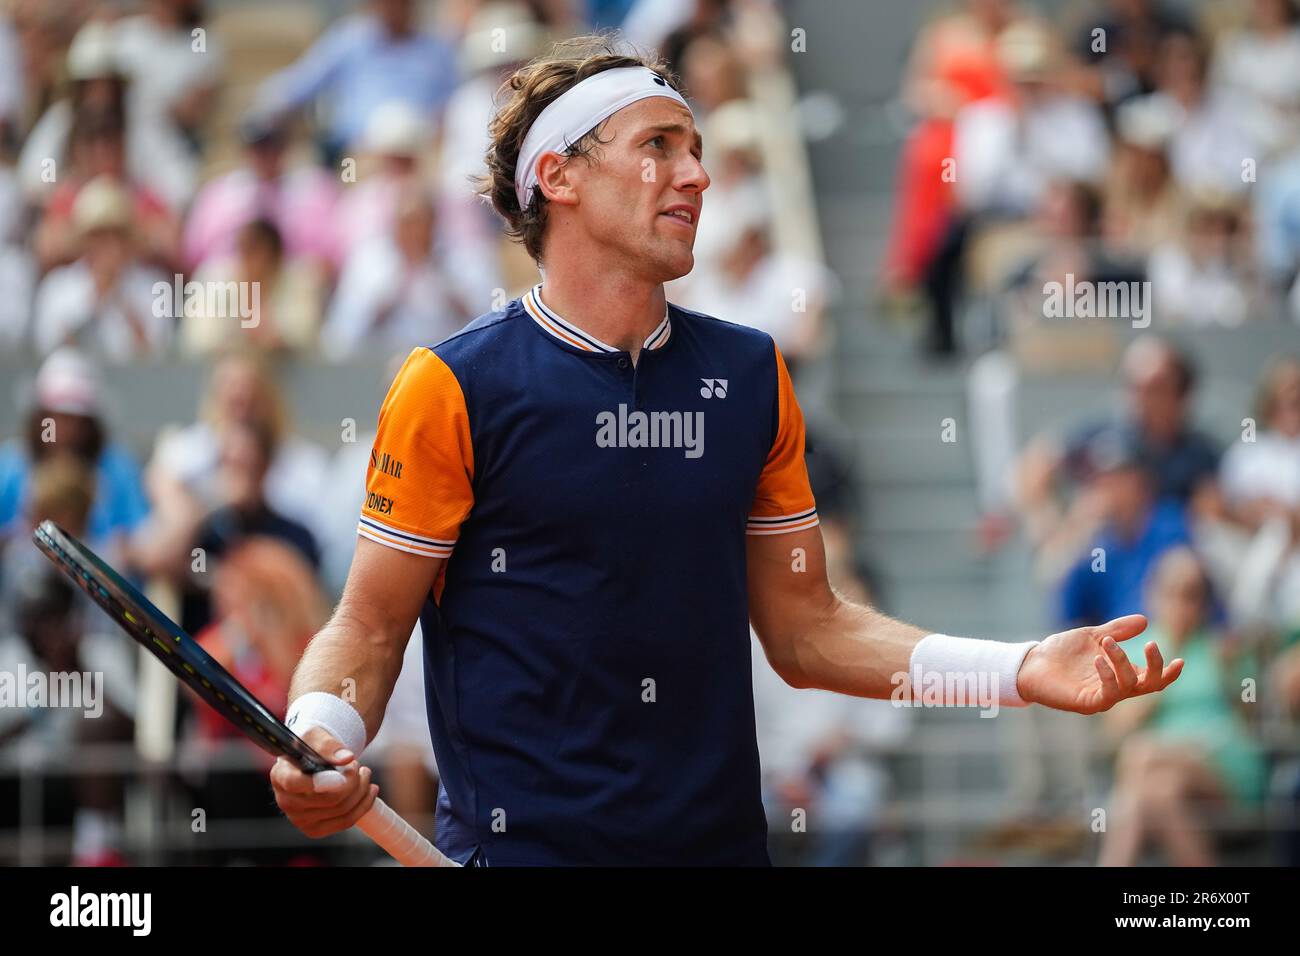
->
xmin=953 ymin=20 xmax=1110 ymax=221
xmin=181 ymin=218 xmax=324 ymax=355
xmin=679 ymin=29 xmax=747 ymax=115
xmin=249 ymin=0 xmax=459 ymax=165
xmin=1207 ymin=356 xmax=1300 ymax=628
xmin=333 ymin=101 xmax=431 ymax=263
xmin=2 ymin=0 xmax=75 ymax=149
xmin=18 ymin=19 xmax=129 ymax=202
xmin=330 ymin=100 xmax=498 ymax=310
xmin=926 ymin=19 xmax=1110 ymax=353
xmin=1053 ymin=426 xmax=1192 ymax=628
xmin=1002 ymin=178 xmax=1146 ymax=328
xmin=184 ymin=535 xmax=327 ymax=864
xmin=0 ymin=457 xmax=136 ymax=866
xmin=1015 ymin=335 xmax=1220 ymax=564
xmin=172 ymin=420 xmax=320 ymax=637
xmin=0 ymin=450 xmax=92 ymax=633
xmin=182 ymin=115 xmax=339 ymax=273
xmin=16 ymin=17 xmax=200 ymax=213
xmin=437 ymin=2 xmax=547 ymax=209
xmin=1101 ymin=93 xmax=1187 ymax=259
xmin=1124 ymin=30 xmax=1255 ymax=197
xmin=108 ymin=0 xmax=225 ymax=210
xmin=0 ymin=347 xmax=149 ymax=571
xmin=1210 ymin=0 xmax=1300 ymax=162
xmin=436 ymin=2 xmax=544 ymax=291
xmin=141 ymin=350 xmax=329 ymax=546
xmin=31 ymin=175 xmax=171 ymax=360
xmin=321 ymin=185 xmax=475 ymax=360
xmin=1099 ymin=547 xmax=1265 ymax=866
xmin=1068 ymin=0 xmax=1195 ymax=115
xmin=882 ymin=0 xmax=1019 ymax=295
xmin=194 ymin=537 xmax=326 ymax=750
xmin=1147 ymin=191 xmax=1255 ymax=328
xmin=31 ymin=108 xmax=180 ymax=274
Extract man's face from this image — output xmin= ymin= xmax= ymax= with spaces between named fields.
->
xmin=557 ymin=96 xmax=709 ymax=281
xmin=1126 ymin=351 xmax=1185 ymax=435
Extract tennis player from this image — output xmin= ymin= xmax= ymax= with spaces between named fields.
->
xmin=271 ymin=38 xmax=1183 ymax=866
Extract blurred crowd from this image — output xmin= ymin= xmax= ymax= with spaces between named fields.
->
xmin=0 ymin=0 xmax=850 ymax=865
xmin=883 ymin=0 xmax=1300 ymax=864
xmin=885 ymin=0 xmax=1300 ymax=355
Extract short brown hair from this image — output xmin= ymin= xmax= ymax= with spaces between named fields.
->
xmin=475 ymin=34 xmax=683 ymax=264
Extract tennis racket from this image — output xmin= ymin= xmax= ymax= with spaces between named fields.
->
xmin=33 ymin=520 xmax=458 ymax=867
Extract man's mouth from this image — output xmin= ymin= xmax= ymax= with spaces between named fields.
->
xmin=660 ymin=207 xmax=696 ymax=227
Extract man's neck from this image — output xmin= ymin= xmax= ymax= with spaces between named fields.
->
xmin=538 ymin=270 xmax=667 ymax=364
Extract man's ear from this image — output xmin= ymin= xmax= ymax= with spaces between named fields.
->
xmin=536 ymin=151 xmax=579 ymax=207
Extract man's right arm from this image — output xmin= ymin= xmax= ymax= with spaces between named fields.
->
xmin=290 ymin=536 xmax=443 ymax=739
xmin=272 ymin=345 xmax=473 ymax=838
xmin=271 ymin=537 xmax=442 ymax=838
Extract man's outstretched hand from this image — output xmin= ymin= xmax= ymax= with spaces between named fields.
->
xmin=1016 ymin=614 xmax=1184 ymax=714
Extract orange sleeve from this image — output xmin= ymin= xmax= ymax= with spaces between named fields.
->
xmin=356 ymin=347 xmax=475 ymax=558
xmin=747 ymin=342 xmax=819 ymax=535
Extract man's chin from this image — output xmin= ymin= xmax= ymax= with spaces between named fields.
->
xmin=659 ymin=250 xmax=695 ymax=282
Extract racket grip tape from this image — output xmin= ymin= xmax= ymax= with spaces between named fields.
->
xmin=358 ymin=798 xmax=461 ymax=867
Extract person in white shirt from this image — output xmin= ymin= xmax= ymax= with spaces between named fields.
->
xmin=1211 ymin=0 xmax=1300 ymax=161
xmin=1212 ymin=357 xmax=1300 ymax=626
xmin=321 ymin=186 xmax=473 ymax=359
xmin=32 ymin=176 xmax=171 ymax=361
xmin=954 ymin=21 xmax=1110 ymax=218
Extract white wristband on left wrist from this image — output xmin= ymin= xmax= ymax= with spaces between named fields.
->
xmin=909 ymin=634 xmax=1039 ymax=707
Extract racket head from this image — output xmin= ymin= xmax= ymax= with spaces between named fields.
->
xmin=33 ymin=520 xmax=332 ymax=773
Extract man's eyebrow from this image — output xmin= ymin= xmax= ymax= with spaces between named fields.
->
xmin=639 ymin=122 xmax=705 ymax=152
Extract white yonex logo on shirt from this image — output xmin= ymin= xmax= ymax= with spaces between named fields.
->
xmin=699 ymin=378 xmax=728 ymax=398
xmin=595 ymin=404 xmax=704 ymax=459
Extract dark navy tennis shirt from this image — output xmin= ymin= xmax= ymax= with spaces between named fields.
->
xmin=358 ymin=285 xmax=818 ymax=865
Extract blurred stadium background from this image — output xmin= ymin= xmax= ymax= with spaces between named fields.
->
xmin=1 ymin=0 xmax=1299 ymax=866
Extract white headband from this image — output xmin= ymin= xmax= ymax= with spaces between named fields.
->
xmin=514 ymin=66 xmax=691 ymax=210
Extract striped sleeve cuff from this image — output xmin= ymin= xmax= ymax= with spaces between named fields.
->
xmin=745 ymin=508 xmax=819 ymax=536
xmin=357 ymin=516 xmax=455 ymax=558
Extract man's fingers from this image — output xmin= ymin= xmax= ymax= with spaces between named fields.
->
xmin=1159 ymin=658 xmax=1185 ymax=688
xmin=1094 ymin=654 xmax=1121 ymax=700
xmin=1137 ymin=641 xmax=1165 ymax=692
xmin=1096 ymin=614 xmax=1148 ymax=643
xmin=1101 ymin=636 xmax=1138 ymax=693
xmin=299 ymin=727 xmax=354 ymax=766
xmin=271 ymin=756 xmax=317 ymax=796
xmin=302 ymin=771 xmax=378 ymax=837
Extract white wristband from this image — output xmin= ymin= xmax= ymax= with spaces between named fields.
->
xmin=909 ymin=634 xmax=1039 ymax=707
xmin=285 ymin=692 xmax=368 ymax=757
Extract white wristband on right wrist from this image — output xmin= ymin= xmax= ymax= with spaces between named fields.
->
xmin=908 ymin=633 xmax=1039 ymax=707
xmin=285 ymin=692 xmax=367 ymax=756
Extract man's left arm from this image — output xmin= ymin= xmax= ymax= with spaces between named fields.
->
xmin=747 ymin=526 xmax=1184 ymax=714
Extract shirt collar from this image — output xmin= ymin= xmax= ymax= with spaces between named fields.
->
xmin=522 ymin=284 xmax=671 ymax=354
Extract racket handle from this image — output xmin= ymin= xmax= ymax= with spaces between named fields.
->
xmin=357 ymin=798 xmax=461 ymax=867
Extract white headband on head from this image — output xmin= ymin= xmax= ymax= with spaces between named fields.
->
xmin=513 ymin=66 xmax=690 ymax=210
